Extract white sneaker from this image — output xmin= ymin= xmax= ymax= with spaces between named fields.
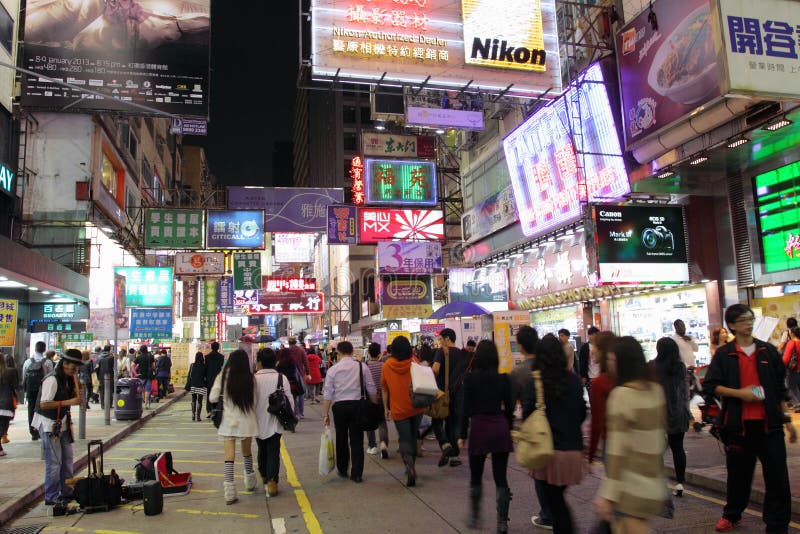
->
xmin=531 ymin=515 xmax=553 ymax=530
xmin=366 ymin=447 xmax=379 ymax=455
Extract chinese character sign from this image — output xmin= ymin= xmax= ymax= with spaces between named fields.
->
xmin=721 ymin=0 xmax=800 ymax=98
xmin=61 ymin=333 xmax=94 ymax=343
xmin=365 ymin=159 xmax=438 ymax=206
xmin=200 ymin=280 xmax=218 ymax=315
xmin=145 ymin=209 xmax=204 ymax=248
xmin=351 ymin=157 xmax=365 ymax=205
xmin=200 ymin=314 xmax=216 ymax=341
xmin=362 ymin=134 xmax=436 ymax=158
xmin=273 ymin=234 xmax=316 ymax=263
xmin=233 ymin=252 xmax=262 ymax=291
xmin=114 ymin=267 xmax=173 ymax=307
xmin=174 ymin=252 xmax=225 ymax=275
xmin=754 ymin=160 xmax=800 ymax=273
xmin=206 ymin=210 xmax=265 ymax=249
xmin=0 ymin=299 xmax=17 ymax=346
xmin=358 ymin=208 xmax=445 ymax=244
xmin=182 ymin=279 xmax=198 ymax=318
xmin=219 ymin=277 xmax=235 ymax=314
xmin=378 ymin=242 xmax=442 ymax=274
xmin=130 ymin=308 xmax=173 ymax=339
xmin=262 ymin=278 xmax=318 ymax=293
xmin=327 ymin=205 xmax=358 ymax=245
xmin=248 ymin=292 xmax=326 ymax=315
xmin=227 ymin=187 xmax=344 ymax=232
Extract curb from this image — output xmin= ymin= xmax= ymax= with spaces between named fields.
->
xmin=0 ymin=391 xmax=187 ymax=527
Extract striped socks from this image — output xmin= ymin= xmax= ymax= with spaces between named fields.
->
xmin=243 ymin=455 xmax=254 ymax=475
xmin=224 ymin=461 xmax=234 ymax=483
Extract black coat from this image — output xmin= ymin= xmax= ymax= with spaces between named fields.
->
xmin=0 ymin=369 xmax=18 ymax=411
xmin=523 ymin=372 xmax=586 ymax=451
xmin=652 ymin=357 xmax=691 ymax=435
xmin=188 ymin=361 xmax=207 ymax=389
xmin=205 ymin=351 xmax=224 ymax=387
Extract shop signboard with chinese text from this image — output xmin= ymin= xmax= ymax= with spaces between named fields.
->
xmin=21 ymin=0 xmax=210 ymax=117
xmin=200 ymin=279 xmax=218 ymax=315
xmin=616 ymin=0 xmax=721 ymax=148
xmin=351 ymin=158 xmax=366 ymax=205
xmin=247 ymin=292 xmax=325 ymax=315
xmin=274 ymin=234 xmax=316 ymax=263
xmin=145 ymin=209 xmax=204 ymax=248
xmin=380 ymin=276 xmax=433 ymax=319
xmin=489 ymin=310 xmax=532 ymax=373
xmin=327 ymin=205 xmax=358 ymax=244
xmin=461 ymin=186 xmax=518 ymax=244
xmin=364 ymin=159 xmax=437 ymax=206
xmin=358 ymin=208 xmax=445 ymax=244
xmin=182 ymin=279 xmax=198 ymax=318
xmin=754 ymin=160 xmax=800 ymax=273
xmin=310 ymin=0 xmax=561 ymax=97
xmin=29 ymin=303 xmax=89 ymax=321
xmin=60 ymin=333 xmax=94 ymax=343
xmin=233 ymin=252 xmax=262 ymax=290
xmin=218 ymin=277 xmax=235 ymax=314
xmin=130 ymin=308 xmax=173 ymax=340
xmin=406 ymin=107 xmax=485 ymax=130
xmin=206 ymin=210 xmax=265 ymax=249
xmin=227 ymin=187 xmax=344 ymax=233
xmin=30 ymin=321 xmax=86 ymax=333
xmin=378 ymin=242 xmax=441 ymax=274
xmin=448 ymin=267 xmax=509 ymax=305
xmin=362 ymin=134 xmax=435 ymax=158
xmin=503 ymin=63 xmax=630 ymax=239
xmin=262 ymin=278 xmax=318 ymax=293
xmin=114 ymin=267 xmax=173 ymax=307
xmin=174 ymin=252 xmax=225 ymax=276
xmin=595 ymin=205 xmax=689 ymax=284
xmin=0 ymin=299 xmax=17 ymax=346
xmin=200 ymin=314 xmax=216 ymax=341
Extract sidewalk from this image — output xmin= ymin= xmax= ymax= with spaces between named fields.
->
xmin=0 ymin=391 xmax=186 ymax=527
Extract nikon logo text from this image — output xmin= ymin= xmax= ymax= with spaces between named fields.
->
xmin=470 ymin=38 xmax=546 ymax=66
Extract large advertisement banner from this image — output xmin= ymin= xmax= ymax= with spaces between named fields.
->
xmin=145 ymin=209 xmax=204 ymax=249
xmin=114 ymin=267 xmax=173 ymax=307
xmin=595 ymin=205 xmax=689 ymax=285
xmin=461 ymin=186 xmax=518 ymax=245
xmin=174 ymin=252 xmax=225 ymax=276
xmin=358 ymin=208 xmax=445 ymax=243
xmin=0 ymin=300 xmax=17 ymax=347
xmin=206 ymin=210 xmax=265 ymax=249
xmin=448 ymin=268 xmax=509 ymax=304
xmin=310 ymin=0 xmax=561 ymax=97
xmin=364 ymin=159 xmax=438 ymax=206
xmin=616 ymin=0 xmax=720 ymax=148
xmin=380 ymin=276 xmax=433 ymax=319
xmin=378 ymin=242 xmax=442 ymax=274
xmin=227 ymin=187 xmax=344 ymax=233
xmin=327 ymin=205 xmax=358 ymax=245
xmin=362 ymin=133 xmax=435 ymax=159
xmin=21 ymin=0 xmax=211 ymax=117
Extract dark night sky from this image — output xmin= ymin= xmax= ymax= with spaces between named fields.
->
xmin=184 ymin=1 xmax=299 ymax=186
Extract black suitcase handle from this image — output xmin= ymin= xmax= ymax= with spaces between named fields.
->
xmin=88 ymin=439 xmax=104 ymax=477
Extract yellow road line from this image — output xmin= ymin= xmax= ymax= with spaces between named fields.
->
xmin=280 ymin=440 xmax=323 ymax=534
xmin=174 ymin=508 xmax=260 ymax=519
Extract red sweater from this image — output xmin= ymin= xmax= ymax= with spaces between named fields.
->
xmin=588 ymin=373 xmax=614 ymax=463
xmin=306 ymin=354 xmax=323 ymax=385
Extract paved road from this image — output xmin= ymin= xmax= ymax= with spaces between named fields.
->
xmin=6 ymin=395 xmax=800 ymax=533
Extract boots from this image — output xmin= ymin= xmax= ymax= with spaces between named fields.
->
xmin=243 ymin=471 xmax=257 ymax=492
xmin=468 ymin=485 xmax=482 ymax=529
xmin=267 ymin=480 xmax=278 ymax=498
xmin=402 ymin=453 xmax=417 ymax=487
xmin=496 ymin=487 xmax=512 ymax=534
xmin=223 ymin=481 xmax=238 ymax=505
xmin=195 ymin=397 xmax=203 ymax=422
xmin=190 ymin=398 xmax=197 ymax=421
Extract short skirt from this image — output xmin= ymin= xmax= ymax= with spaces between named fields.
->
xmin=534 ymin=450 xmax=585 ymax=486
xmin=468 ymin=414 xmax=513 ymax=456
xmin=190 ymin=387 xmax=207 ymax=396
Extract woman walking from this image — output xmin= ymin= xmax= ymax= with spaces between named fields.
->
xmin=457 ymin=340 xmax=514 ymax=532
xmin=187 ymin=352 xmax=207 ymax=421
xmin=209 ymin=349 xmax=258 ymax=505
xmin=587 ymin=331 xmax=616 ymax=467
xmin=652 ymin=337 xmax=691 ymax=497
xmin=381 ymin=336 xmax=424 ymax=486
xmin=595 ymin=336 xmax=667 ymax=533
xmin=0 ymin=353 xmax=19 ymax=457
xmin=254 ymin=348 xmax=294 ymax=499
xmin=276 ymin=348 xmax=305 ymax=418
xmin=2 ymin=354 xmax=19 ymax=445
xmin=782 ymin=326 xmax=800 ymax=411
xmin=526 ymin=334 xmax=586 ymax=534
xmin=306 ymin=349 xmax=323 ymax=403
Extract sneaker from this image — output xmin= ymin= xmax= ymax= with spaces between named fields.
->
xmin=715 ymin=517 xmax=741 ymax=532
xmin=673 ymin=483 xmax=684 ymax=497
xmin=380 ymin=443 xmax=389 ymax=459
xmin=449 ymin=458 xmax=462 ymax=467
xmin=531 ymin=516 xmax=553 ymax=530
xmin=367 ymin=447 xmax=379 ymax=455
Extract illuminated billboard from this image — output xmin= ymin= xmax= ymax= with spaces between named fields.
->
xmin=310 ymin=0 xmax=561 ymax=97
xmin=358 ymin=208 xmax=445 ymax=244
xmin=113 ymin=267 xmax=173 ymax=307
xmin=365 ymin=159 xmax=437 ymax=206
xmin=503 ymin=63 xmax=630 ymax=238
xmin=754 ymin=161 xmax=800 ymax=274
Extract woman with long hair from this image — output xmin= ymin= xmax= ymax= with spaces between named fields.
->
xmin=527 ymin=334 xmax=586 ymax=534
xmin=2 ymin=354 xmax=18 ymax=445
xmin=588 ymin=331 xmax=617 ymax=467
xmin=595 ymin=337 xmax=667 ymax=533
xmin=0 ymin=353 xmax=19 ymax=456
xmin=187 ymin=352 xmax=207 ymax=421
xmin=457 ymin=340 xmax=514 ymax=532
xmin=652 ymin=337 xmax=690 ymax=497
xmin=709 ymin=326 xmax=730 ymax=356
xmin=209 ymin=349 xmax=258 ymax=505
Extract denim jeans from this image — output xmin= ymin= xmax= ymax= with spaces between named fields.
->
xmin=393 ymin=413 xmax=422 ymax=457
xmin=41 ymin=424 xmax=74 ymax=503
xmin=294 ymin=394 xmax=304 ymax=417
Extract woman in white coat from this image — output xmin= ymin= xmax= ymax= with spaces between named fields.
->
xmin=209 ymin=349 xmax=258 ymax=505
xmin=254 ymin=348 xmax=294 ymax=499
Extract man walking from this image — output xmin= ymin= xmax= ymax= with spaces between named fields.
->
xmin=671 ymin=319 xmax=699 ymax=369
xmin=96 ymin=345 xmax=115 ymax=409
xmin=579 ymin=326 xmax=599 ymax=392
xmin=431 ymin=328 xmax=468 ymax=468
xmin=703 ymin=304 xmax=797 ymax=533
xmin=205 ymin=342 xmax=224 ymax=417
xmin=365 ymin=342 xmax=389 ymax=458
xmin=22 ymin=341 xmax=52 ymax=440
xmin=287 ymin=336 xmax=310 ymax=419
xmin=558 ymin=328 xmax=575 ymax=372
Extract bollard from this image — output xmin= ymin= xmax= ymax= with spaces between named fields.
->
xmin=104 ymin=373 xmax=112 ymax=425
xmin=78 ymin=374 xmax=86 ymax=440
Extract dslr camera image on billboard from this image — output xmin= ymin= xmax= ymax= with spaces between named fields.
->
xmin=641 ymin=225 xmax=675 ymax=252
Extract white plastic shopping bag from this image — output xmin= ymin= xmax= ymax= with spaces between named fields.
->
xmin=410 ymin=362 xmax=439 ymax=396
xmin=319 ymin=427 xmax=335 ymax=476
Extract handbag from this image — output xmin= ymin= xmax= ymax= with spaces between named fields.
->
xmin=424 ymin=351 xmax=450 ymax=419
xmin=355 ymin=363 xmax=382 ymax=431
xmin=512 ymin=369 xmax=554 ymax=470
xmin=318 ymin=427 xmax=335 ymax=476
xmin=268 ymin=374 xmax=298 ymax=432
xmin=184 ymin=364 xmax=193 ymax=391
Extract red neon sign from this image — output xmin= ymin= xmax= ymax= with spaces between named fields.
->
xmin=245 ymin=292 xmax=325 ymax=315
xmin=351 ymin=156 xmax=365 ymax=205
xmin=262 ymin=278 xmax=318 ymax=293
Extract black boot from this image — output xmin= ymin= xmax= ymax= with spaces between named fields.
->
xmin=402 ymin=453 xmax=416 ymax=487
xmin=496 ymin=487 xmax=512 ymax=534
xmin=468 ymin=485 xmax=481 ymax=529
xmin=196 ymin=397 xmax=203 ymax=421
xmin=191 ymin=397 xmax=197 ymax=421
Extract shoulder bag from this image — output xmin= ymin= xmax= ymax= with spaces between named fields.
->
xmin=211 ymin=371 xmax=225 ymax=429
xmin=512 ymin=369 xmax=553 ymax=470
xmin=184 ymin=364 xmax=193 ymax=391
xmin=424 ymin=350 xmax=450 ymax=419
xmin=268 ymin=374 xmax=298 ymax=431
xmin=355 ymin=363 xmax=383 ymax=431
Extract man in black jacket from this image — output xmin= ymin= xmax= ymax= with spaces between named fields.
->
xmin=96 ymin=345 xmax=115 ymax=409
xmin=703 ymin=304 xmax=797 ymax=533
xmin=205 ymin=342 xmax=225 ymax=417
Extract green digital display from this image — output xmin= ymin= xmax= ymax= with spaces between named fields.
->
xmin=364 ymin=159 xmax=437 ymax=206
xmin=755 ymin=161 xmax=800 ymax=274
xmin=113 ymin=267 xmax=174 ymax=307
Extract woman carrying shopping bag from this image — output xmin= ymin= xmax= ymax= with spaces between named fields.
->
xmin=209 ymin=349 xmax=258 ymax=505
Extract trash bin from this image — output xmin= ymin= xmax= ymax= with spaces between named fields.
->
xmin=115 ymin=378 xmax=143 ymax=420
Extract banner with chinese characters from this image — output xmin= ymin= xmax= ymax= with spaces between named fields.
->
xmin=327 ymin=205 xmax=358 ymax=245
xmin=30 ymin=321 xmax=86 ymax=333
xmin=218 ymin=277 xmax=236 ymax=314
xmin=113 ymin=267 xmax=173 ymax=307
xmin=362 ymin=133 xmax=435 ymax=158
xmin=246 ymin=292 xmax=325 ymax=315
xmin=60 ymin=333 xmax=94 ymax=343
xmin=206 ymin=210 xmax=265 ymax=249
xmin=200 ymin=279 xmax=218 ymax=315
xmin=0 ymin=300 xmax=17 ymax=346
xmin=273 ymin=233 xmax=316 ymax=263
xmin=227 ymin=187 xmax=344 ymax=232
xmin=29 ymin=303 xmax=89 ymax=321
xmin=182 ymin=279 xmax=199 ymax=318
xmin=448 ymin=268 xmax=510 ymax=304
xmin=174 ymin=252 xmax=225 ymax=276
xmin=262 ymin=278 xmax=318 ymax=293
xmin=130 ymin=308 xmax=173 ymax=340
xmin=200 ymin=314 xmax=217 ymax=341
xmin=358 ymin=208 xmax=445 ymax=243
xmin=364 ymin=159 xmax=438 ymax=206
xmin=144 ymin=209 xmax=205 ymax=248
xmin=378 ymin=242 xmax=442 ymax=274
xmin=380 ymin=276 xmax=433 ymax=319
xmin=351 ymin=157 xmax=366 ymax=205
xmin=753 ymin=161 xmax=800 ymax=274
xmin=233 ymin=252 xmax=262 ymax=290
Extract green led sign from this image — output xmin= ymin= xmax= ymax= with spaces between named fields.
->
xmin=113 ymin=267 xmax=174 ymax=307
xmin=364 ymin=159 xmax=437 ymax=206
xmin=755 ymin=161 xmax=800 ymax=274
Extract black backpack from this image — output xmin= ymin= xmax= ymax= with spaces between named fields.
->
xmin=25 ymin=359 xmax=45 ymax=394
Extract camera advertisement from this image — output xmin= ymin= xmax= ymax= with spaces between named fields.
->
xmin=595 ymin=205 xmax=689 ymax=285
xmin=448 ymin=267 xmax=509 ymax=310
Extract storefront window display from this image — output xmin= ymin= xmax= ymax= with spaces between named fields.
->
xmin=531 ymin=306 xmax=580 ymax=338
xmin=609 ymin=286 xmax=711 ymax=364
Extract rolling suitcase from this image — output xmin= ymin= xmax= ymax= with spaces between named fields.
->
xmin=142 ymin=480 xmax=163 ymax=516
xmin=73 ymin=440 xmax=122 ymax=513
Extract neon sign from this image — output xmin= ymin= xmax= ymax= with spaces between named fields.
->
xmin=262 ymin=278 xmax=318 ymax=293
xmin=365 ymin=159 xmax=437 ymax=206
xmin=755 ymin=160 xmax=800 ymax=273
xmin=351 ymin=156 xmax=365 ymax=205
xmin=786 ymin=233 xmax=800 ymax=258
xmin=246 ymin=292 xmax=325 ymax=315
xmin=358 ymin=208 xmax=445 ymax=243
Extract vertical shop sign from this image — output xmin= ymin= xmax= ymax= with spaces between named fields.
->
xmin=218 ymin=277 xmax=235 ymax=314
xmin=491 ymin=311 xmax=532 ymax=373
xmin=182 ymin=279 xmax=198 ymax=318
xmin=351 ymin=157 xmax=365 ymax=205
xmin=144 ymin=209 xmax=204 ymax=248
xmin=327 ymin=205 xmax=358 ymax=245
xmin=200 ymin=279 xmax=218 ymax=315
xmin=200 ymin=314 xmax=217 ymax=341
xmin=0 ymin=299 xmax=17 ymax=346
xmin=233 ymin=252 xmax=262 ymax=290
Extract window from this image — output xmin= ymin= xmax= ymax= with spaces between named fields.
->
xmin=342 ymin=106 xmax=356 ymax=124
xmin=101 ymin=152 xmax=118 ymax=198
xmin=141 ymin=157 xmax=152 ymax=191
xmin=0 ymin=3 xmax=12 ymax=55
xmin=119 ymin=123 xmax=138 ymax=159
xmin=126 ymin=190 xmax=137 ymax=220
xmin=152 ymin=172 xmax=164 ymax=205
xmin=343 ymin=132 xmax=358 ymax=151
